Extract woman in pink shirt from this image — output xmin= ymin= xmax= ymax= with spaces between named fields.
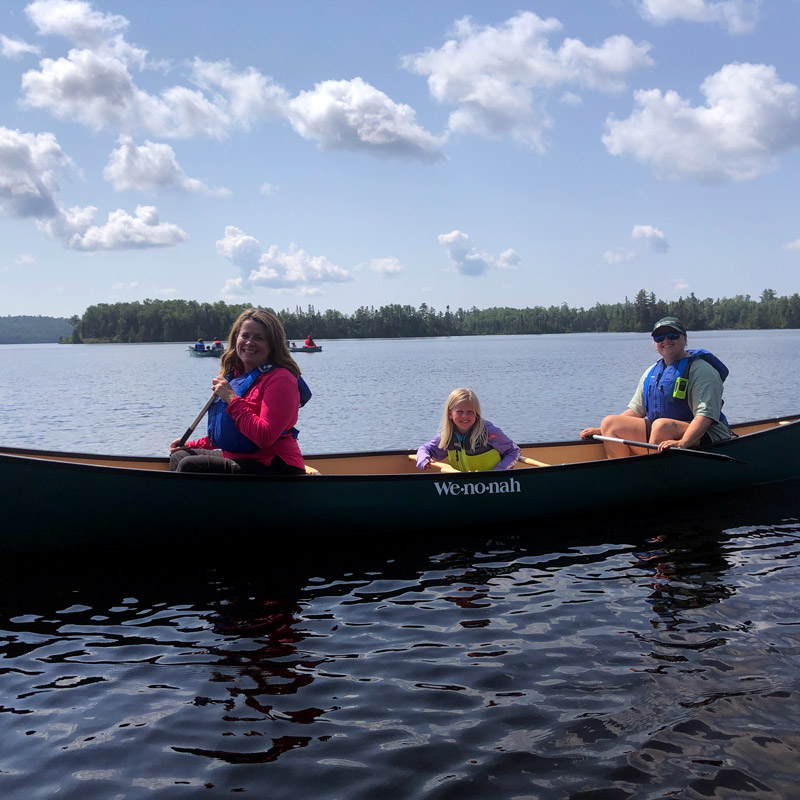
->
xmin=170 ymin=309 xmax=305 ymax=475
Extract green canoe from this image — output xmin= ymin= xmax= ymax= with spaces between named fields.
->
xmin=0 ymin=416 xmax=797 ymax=553
xmin=188 ymin=346 xmax=224 ymax=357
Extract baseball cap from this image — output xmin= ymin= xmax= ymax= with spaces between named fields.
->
xmin=651 ymin=316 xmax=687 ymax=336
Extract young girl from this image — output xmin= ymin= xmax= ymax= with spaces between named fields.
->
xmin=416 ymin=388 xmax=520 ymax=472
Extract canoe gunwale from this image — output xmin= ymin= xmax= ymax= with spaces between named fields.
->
xmin=0 ymin=414 xmax=797 ymax=479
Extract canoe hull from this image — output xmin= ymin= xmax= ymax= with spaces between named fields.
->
xmin=1 ymin=417 xmax=798 ymax=552
xmin=290 ymin=345 xmax=322 ymax=353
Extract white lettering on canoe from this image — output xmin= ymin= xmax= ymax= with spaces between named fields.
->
xmin=434 ymin=477 xmax=521 ymax=496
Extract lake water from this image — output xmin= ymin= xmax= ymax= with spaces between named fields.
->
xmin=1 ymin=331 xmax=799 ymax=799
xmin=1 ymin=329 xmax=797 ymax=455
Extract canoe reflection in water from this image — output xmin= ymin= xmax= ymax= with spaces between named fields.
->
xmin=173 ymin=591 xmax=324 ymax=765
xmin=633 ymin=531 xmax=734 ymax=632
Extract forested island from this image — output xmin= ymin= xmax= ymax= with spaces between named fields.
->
xmin=3 ymin=289 xmax=798 ymax=344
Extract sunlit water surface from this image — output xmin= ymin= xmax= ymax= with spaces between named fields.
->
xmin=1 ymin=331 xmax=799 ymax=798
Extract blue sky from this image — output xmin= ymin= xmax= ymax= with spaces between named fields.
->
xmin=1 ymin=0 xmax=798 ymax=318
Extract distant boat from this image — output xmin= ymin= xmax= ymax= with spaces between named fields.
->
xmin=289 ymin=344 xmax=323 ymax=353
xmin=188 ymin=345 xmax=224 ymax=357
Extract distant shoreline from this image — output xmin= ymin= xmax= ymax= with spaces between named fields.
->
xmin=4 ymin=288 xmax=799 ymax=344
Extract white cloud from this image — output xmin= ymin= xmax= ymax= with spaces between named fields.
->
xmin=0 ymin=34 xmax=41 ymax=59
xmin=603 ymin=63 xmax=800 ymax=181
xmin=216 ymin=225 xmax=352 ymax=294
xmin=368 ymin=257 xmax=404 ymax=276
xmin=632 ymin=224 xmax=669 ymax=252
xmin=37 ymin=204 xmax=188 ymax=250
xmin=604 ymin=224 xmax=669 ymax=262
xmin=190 ymin=58 xmax=288 ymax=129
xmin=259 ymin=182 xmax=277 ymax=195
xmin=104 ymin=136 xmax=230 ymax=195
xmin=638 ymin=0 xmax=761 ymax=35
xmin=287 ymin=77 xmax=444 ymax=161
xmin=15 ymin=253 xmax=37 ymax=265
xmin=438 ymin=230 xmax=519 ymax=276
xmin=18 ymin=1 xmax=442 ymax=163
xmin=216 ymin=226 xmax=262 ymax=269
xmin=497 ymin=248 xmax=521 ymax=269
xmin=604 ymin=249 xmax=636 ymax=264
xmin=672 ymin=278 xmax=690 ymax=291
xmin=26 ymin=0 xmax=150 ymax=66
xmin=251 ymin=244 xmax=352 ymax=288
xmin=784 ymin=239 xmax=800 ymax=251
xmin=20 ymin=2 xmax=287 ymax=138
xmin=0 ymin=126 xmax=187 ymax=250
xmin=0 ymin=126 xmax=72 ymax=218
xmin=21 ymin=50 xmax=266 ymax=138
xmin=405 ymin=11 xmax=652 ymax=151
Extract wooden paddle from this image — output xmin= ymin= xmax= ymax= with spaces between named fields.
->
xmin=592 ymin=434 xmax=742 ymax=463
xmin=176 ymin=394 xmax=216 ymax=448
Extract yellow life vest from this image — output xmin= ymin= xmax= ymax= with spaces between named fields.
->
xmin=446 ymin=444 xmax=502 ymax=472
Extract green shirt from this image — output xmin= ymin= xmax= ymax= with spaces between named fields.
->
xmin=628 ymin=358 xmax=730 ymax=442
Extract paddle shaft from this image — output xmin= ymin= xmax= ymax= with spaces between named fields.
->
xmin=592 ymin=434 xmax=740 ymax=463
xmin=177 ymin=394 xmax=216 ymax=447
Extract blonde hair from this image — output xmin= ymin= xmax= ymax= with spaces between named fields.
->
xmin=439 ymin=388 xmax=488 ymax=451
xmin=220 ymin=308 xmax=301 ymax=378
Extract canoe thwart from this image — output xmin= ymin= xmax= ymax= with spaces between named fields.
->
xmin=407 ymin=454 xmax=459 ymax=473
xmin=518 ymin=455 xmax=548 ymax=467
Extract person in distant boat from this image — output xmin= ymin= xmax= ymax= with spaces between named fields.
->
xmin=170 ymin=309 xmax=306 ymax=475
xmin=213 ymin=339 xmax=223 ymax=350
xmin=580 ymin=316 xmax=731 ymax=458
xmin=304 ymin=335 xmax=316 ymax=347
xmin=195 ymin=339 xmax=205 ymax=352
xmin=416 ymin=388 xmax=520 ymax=472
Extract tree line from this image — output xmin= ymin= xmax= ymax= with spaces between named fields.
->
xmin=0 ymin=315 xmax=75 ymax=344
xmin=8 ymin=289 xmax=798 ymax=345
xmin=70 ymin=289 xmax=800 ymax=342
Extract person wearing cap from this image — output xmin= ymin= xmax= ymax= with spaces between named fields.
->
xmin=579 ymin=316 xmax=730 ymax=458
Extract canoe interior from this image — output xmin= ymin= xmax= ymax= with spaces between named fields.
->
xmin=1 ymin=415 xmax=797 ymax=476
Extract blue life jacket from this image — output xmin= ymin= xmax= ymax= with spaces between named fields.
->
xmin=643 ymin=348 xmax=729 ymax=428
xmin=207 ymin=363 xmax=311 ymax=453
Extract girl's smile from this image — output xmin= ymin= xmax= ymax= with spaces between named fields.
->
xmin=450 ymin=400 xmax=477 ymax=434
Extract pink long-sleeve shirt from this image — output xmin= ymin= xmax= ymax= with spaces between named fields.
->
xmin=186 ymin=368 xmax=304 ymax=469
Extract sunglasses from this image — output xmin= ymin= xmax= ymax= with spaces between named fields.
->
xmin=652 ymin=332 xmax=682 ymax=342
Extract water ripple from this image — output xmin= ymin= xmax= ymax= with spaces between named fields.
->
xmin=1 ymin=514 xmax=800 ymax=798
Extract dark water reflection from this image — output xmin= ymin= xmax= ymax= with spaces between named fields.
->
xmin=2 ymin=485 xmax=800 ymax=798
